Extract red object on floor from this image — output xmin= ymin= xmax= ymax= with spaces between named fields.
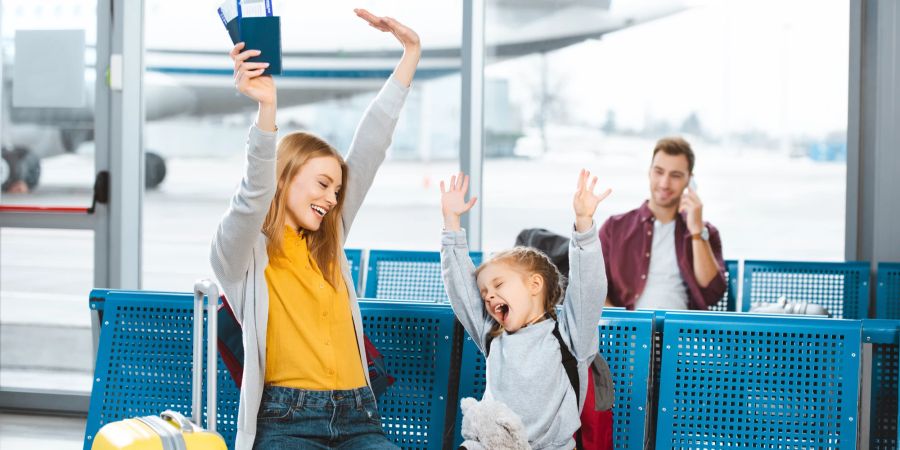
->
xmin=0 ymin=205 xmax=90 ymax=213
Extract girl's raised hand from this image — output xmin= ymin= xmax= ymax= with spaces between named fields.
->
xmin=230 ymin=42 xmax=276 ymax=106
xmin=573 ymin=169 xmax=611 ymax=233
xmin=440 ymin=172 xmax=477 ymax=231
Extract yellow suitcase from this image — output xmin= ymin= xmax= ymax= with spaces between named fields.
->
xmin=92 ymin=280 xmax=228 ymax=450
xmin=91 ymin=410 xmax=227 ymax=450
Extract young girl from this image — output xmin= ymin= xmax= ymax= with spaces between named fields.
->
xmin=440 ymin=171 xmax=610 ymax=450
xmin=210 ymin=9 xmax=419 ymax=450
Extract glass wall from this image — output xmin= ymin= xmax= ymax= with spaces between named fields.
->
xmin=481 ymin=0 xmax=848 ymax=261
xmin=0 ymin=0 xmax=100 ymax=394
xmin=2 ymin=0 xmax=851 ymax=303
xmin=0 ymin=228 xmax=94 ymax=392
xmin=1 ymin=0 xmax=98 ymax=205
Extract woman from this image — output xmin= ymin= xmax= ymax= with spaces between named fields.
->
xmin=210 ymin=9 xmax=420 ymax=449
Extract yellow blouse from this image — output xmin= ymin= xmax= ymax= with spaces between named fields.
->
xmin=263 ymin=226 xmax=366 ymax=389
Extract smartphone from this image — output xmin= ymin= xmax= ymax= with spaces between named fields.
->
xmin=688 ymin=176 xmax=698 ymax=193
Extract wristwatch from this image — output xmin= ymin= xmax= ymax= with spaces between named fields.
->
xmin=692 ymin=226 xmax=709 ymax=241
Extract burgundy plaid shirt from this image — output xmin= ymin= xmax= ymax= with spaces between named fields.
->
xmin=599 ymin=201 xmax=726 ymax=310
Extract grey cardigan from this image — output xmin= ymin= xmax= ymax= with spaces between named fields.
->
xmin=441 ymin=226 xmax=607 ymax=450
xmin=209 ymin=76 xmax=409 ymax=450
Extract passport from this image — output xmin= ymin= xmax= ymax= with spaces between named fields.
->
xmin=218 ymin=1 xmax=282 ymax=76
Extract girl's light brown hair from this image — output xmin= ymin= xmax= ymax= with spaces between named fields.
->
xmin=475 ymin=246 xmax=565 ymax=337
xmin=262 ymin=131 xmax=348 ymax=287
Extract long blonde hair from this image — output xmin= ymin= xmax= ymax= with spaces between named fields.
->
xmin=475 ymin=247 xmax=565 ymax=337
xmin=262 ymin=132 xmax=348 ymax=287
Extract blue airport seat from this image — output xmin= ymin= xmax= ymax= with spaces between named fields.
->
xmin=741 ymin=260 xmax=870 ymax=319
xmin=707 ymin=259 xmax=739 ymax=311
xmin=454 ymin=334 xmax=486 ymax=448
xmin=85 ymin=292 xmax=456 ymax=450
xmin=358 ymin=300 xmax=456 ymax=450
xmin=86 ymin=287 xmax=888 ymax=450
xmin=876 ymin=262 xmax=900 ymax=319
xmin=345 ymin=248 xmax=363 ymax=292
xmin=454 ymin=309 xmax=655 ymax=449
xmin=863 ymin=319 xmax=899 ymax=450
xmin=84 ymin=290 xmax=241 ymax=450
xmin=596 ymin=310 xmax=655 ymax=450
xmin=364 ymin=250 xmax=483 ymax=303
xmin=655 ymin=312 xmax=862 ymax=450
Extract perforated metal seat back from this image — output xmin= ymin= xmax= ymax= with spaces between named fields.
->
xmin=708 ymin=260 xmax=739 ymax=311
xmin=742 ymin=260 xmax=870 ymax=319
xmin=359 ymin=300 xmax=456 ymax=450
xmin=876 ymin=263 xmax=900 ymax=320
xmin=365 ymin=250 xmax=482 ymax=303
xmin=656 ymin=312 xmax=862 ymax=450
xmin=85 ymin=291 xmax=240 ymax=450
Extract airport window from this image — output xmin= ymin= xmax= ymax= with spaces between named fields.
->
xmin=141 ymin=0 xmax=463 ymax=291
xmin=481 ymin=0 xmax=849 ymax=260
xmin=0 ymin=0 xmax=100 ymax=395
xmin=0 ymin=228 xmax=94 ymax=393
xmin=1 ymin=0 xmax=98 ymax=206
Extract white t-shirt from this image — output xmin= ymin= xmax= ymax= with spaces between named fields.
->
xmin=635 ymin=219 xmax=689 ymax=310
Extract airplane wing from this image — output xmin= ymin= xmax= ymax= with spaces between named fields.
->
xmin=145 ymin=0 xmax=686 ymax=116
xmin=1 ymin=0 xmax=687 ymax=185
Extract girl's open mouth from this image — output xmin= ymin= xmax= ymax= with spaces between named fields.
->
xmin=493 ymin=303 xmax=510 ymax=323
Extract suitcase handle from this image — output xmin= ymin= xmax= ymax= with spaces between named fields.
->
xmin=161 ymin=410 xmax=197 ymax=434
xmin=136 ymin=415 xmax=187 ymax=450
xmin=193 ymin=279 xmax=219 ymax=432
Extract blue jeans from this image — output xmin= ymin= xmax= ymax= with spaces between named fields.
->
xmin=252 ymin=385 xmax=399 ymax=450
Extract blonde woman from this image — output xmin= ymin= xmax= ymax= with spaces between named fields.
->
xmin=210 ymin=9 xmax=419 ymax=450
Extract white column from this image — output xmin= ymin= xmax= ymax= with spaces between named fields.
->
xmin=460 ymin=0 xmax=485 ymax=251
xmin=846 ymin=0 xmax=900 ymax=265
xmin=105 ymin=0 xmax=145 ymax=289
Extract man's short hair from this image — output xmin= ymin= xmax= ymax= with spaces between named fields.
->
xmin=652 ymin=137 xmax=695 ymax=174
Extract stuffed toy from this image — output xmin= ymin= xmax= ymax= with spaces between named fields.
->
xmin=458 ymin=397 xmax=531 ymax=450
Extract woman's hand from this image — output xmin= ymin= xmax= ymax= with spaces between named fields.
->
xmin=230 ymin=42 xmax=276 ymax=131
xmin=440 ymin=172 xmax=477 ymax=232
xmin=355 ymin=9 xmax=420 ymax=87
xmin=573 ymin=169 xmax=611 ymax=233
xmin=354 ymin=8 xmax=420 ymax=50
xmin=230 ymin=42 xmax=276 ymax=107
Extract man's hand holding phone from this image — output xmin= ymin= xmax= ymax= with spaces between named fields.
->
xmin=680 ymin=176 xmax=704 ymax=235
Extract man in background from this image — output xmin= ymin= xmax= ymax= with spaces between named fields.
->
xmin=600 ymin=137 xmax=726 ymax=310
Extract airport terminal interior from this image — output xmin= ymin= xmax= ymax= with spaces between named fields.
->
xmin=1 ymin=0 xmax=899 ymax=449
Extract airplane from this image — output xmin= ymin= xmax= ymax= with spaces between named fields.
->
xmin=1 ymin=0 xmax=686 ymax=193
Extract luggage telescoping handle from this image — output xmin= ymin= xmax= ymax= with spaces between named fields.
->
xmin=193 ymin=279 xmax=219 ymax=432
xmin=160 ymin=410 xmax=196 ymax=433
